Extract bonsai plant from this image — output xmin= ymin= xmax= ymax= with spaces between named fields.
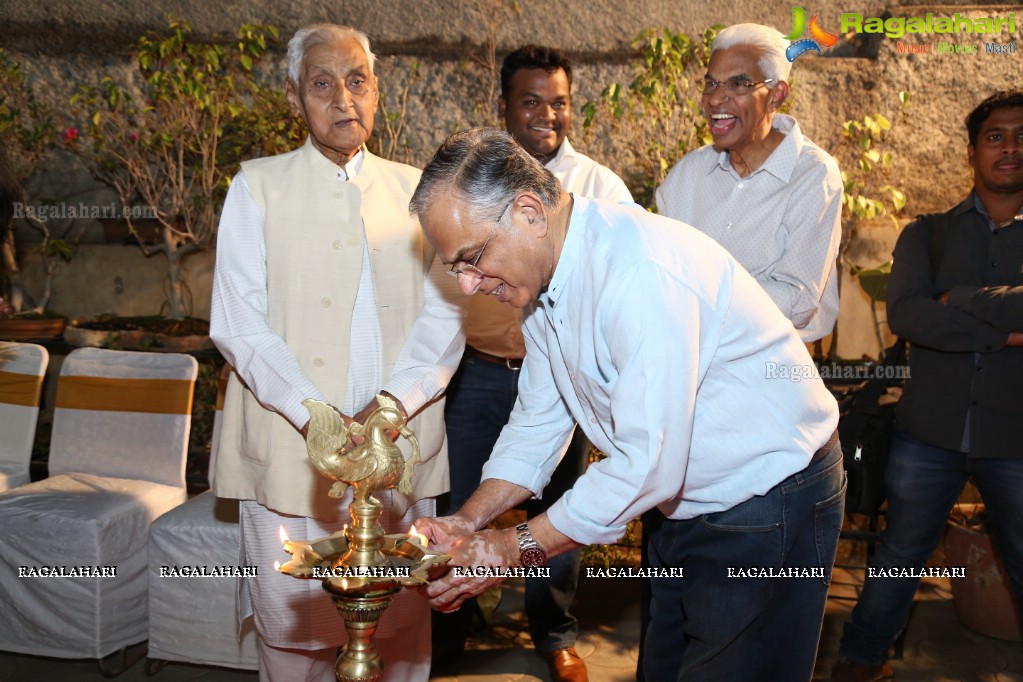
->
xmin=69 ymin=19 xmax=303 ymax=324
xmin=0 ymin=48 xmax=73 ymax=338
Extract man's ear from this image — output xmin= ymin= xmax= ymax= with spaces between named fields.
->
xmin=769 ymin=81 xmax=789 ymax=112
xmin=967 ymin=144 xmax=975 ymax=166
xmin=513 ymin=192 xmax=548 ymax=236
xmin=498 ymin=97 xmax=508 ymax=122
xmin=285 ymin=80 xmax=301 ymax=117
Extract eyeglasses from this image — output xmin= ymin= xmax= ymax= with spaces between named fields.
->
xmin=447 ymin=201 xmax=512 ymax=287
xmin=698 ymin=77 xmax=775 ymax=96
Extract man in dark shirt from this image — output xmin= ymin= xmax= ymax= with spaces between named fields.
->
xmin=832 ymin=90 xmax=1023 ymax=681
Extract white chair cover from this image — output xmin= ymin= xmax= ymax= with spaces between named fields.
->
xmin=0 ymin=347 xmax=197 ymax=659
xmin=147 ymin=364 xmax=259 ymax=669
xmin=147 ymin=491 xmax=259 ymax=669
xmin=0 ymin=342 xmax=48 ymax=491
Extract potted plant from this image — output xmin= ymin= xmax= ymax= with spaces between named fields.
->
xmin=945 ymin=493 xmax=1022 ymax=641
xmin=66 ymin=19 xmax=303 ymax=333
xmin=0 ymin=48 xmax=72 ymax=340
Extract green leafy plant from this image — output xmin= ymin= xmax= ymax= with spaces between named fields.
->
xmin=837 ymin=91 xmax=911 ymax=236
xmin=583 ymin=26 xmax=719 ymax=208
xmin=0 ymin=48 xmax=74 ymax=317
xmin=0 ymin=49 xmax=54 ymax=183
xmin=831 ymin=93 xmax=911 ymax=358
xmin=70 ymin=19 xmax=303 ymax=320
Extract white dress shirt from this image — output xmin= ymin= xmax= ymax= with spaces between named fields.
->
xmin=481 ymin=197 xmax=839 ymax=545
xmin=548 ymin=138 xmax=634 ymax=205
xmin=655 ymin=114 xmax=842 ymax=342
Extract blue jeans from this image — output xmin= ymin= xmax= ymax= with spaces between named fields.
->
xmin=437 ymin=353 xmax=584 ymax=652
xmin=643 ymin=442 xmax=845 ymax=682
xmin=443 ymin=355 xmax=521 ymax=513
xmin=839 ymin=430 xmax=1023 ymax=666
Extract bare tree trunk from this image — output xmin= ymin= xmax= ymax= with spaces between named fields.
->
xmin=162 ymin=224 xmax=190 ymax=320
xmin=1 ymin=231 xmax=25 ymax=313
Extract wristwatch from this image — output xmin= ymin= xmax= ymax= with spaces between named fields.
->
xmin=515 ymin=522 xmax=547 ymax=568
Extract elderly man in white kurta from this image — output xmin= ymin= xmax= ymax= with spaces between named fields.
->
xmin=210 ymin=25 xmax=464 ymax=682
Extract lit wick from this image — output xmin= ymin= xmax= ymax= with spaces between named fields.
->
xmin=407 ymin=524 xmax=428 ymax=548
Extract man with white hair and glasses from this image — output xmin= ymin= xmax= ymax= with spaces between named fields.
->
xmin=656 ymin=23 xmax=842 ymax=343
xmin=210 ymin=24 xmax=464 ymax=682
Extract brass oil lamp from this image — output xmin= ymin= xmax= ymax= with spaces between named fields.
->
xmin=276 ymin=395 xmax=449 ymax=682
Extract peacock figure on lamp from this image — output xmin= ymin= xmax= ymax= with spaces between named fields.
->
xmin=277 ymin=394 xmax=449 ymax=682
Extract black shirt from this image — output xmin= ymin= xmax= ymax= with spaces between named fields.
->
xmin=887 ymin=192 xmax=1023 ymax=458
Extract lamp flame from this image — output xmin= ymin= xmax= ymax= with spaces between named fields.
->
xmin=279 ymin=526 xmax=289 ymax=543
xmin=408 ymin=524 xmax=428 ymax=548
xmin=273 ymin=560 xmax=281 ymax=572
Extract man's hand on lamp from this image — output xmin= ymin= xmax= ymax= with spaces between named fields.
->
xmin=415 ymin=522 xmax=519 ymax=613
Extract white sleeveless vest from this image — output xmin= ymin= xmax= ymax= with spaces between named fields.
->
xmin=214 ymin=140 xmax=448 ymax=521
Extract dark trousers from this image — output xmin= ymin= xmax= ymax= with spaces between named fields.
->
xmin=839 ymin=430 xmax=1023 ymax=665
xmin=435 ymin=353 xmax=583 ymax=653
xmin=642 ymin=443 xmax=845 ymax=682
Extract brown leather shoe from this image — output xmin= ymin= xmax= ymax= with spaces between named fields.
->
xmin=830 ymin=657 xmax=895 ymax=681
xmin=543 ymin=647 xmax=589 ymax=682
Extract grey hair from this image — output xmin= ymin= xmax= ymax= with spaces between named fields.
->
xmin=409 ymin=128 xmax=562 ymax=224
xmin=711 ymin=23 xmax=792 ymax=83
xmin=286 ymin=24 xmax=376 ymax=85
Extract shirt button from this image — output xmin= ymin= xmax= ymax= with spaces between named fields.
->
xmin=737 ymin=183 xmax=744 ymax=189
xmin=332 ymin=240 xmax=343 ymax=250
xmin=334 ymin=192 xmax=342 ymax=199
xmin=590 ymin=418 xmax=598 ymax=424
xmin=320 ymin=297 xmax=332 ymax=308
xmin=313 ymin=357 xmax=324 ymax=368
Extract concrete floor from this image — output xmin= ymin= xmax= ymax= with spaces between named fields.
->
xmin=2 ymin=538 xmax=1021 ymax=682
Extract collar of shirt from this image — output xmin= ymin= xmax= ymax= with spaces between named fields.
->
xmin=710 ymin=113 xmax=802 ymax=183
xmin=540 ymin=193 xmax=587 ymax=309
xmin=302 ymin=136 xmax=367 ymax=183
xmin=547 ymin=137 xmax=577 ymax=170
xmin=961 ymin=190 xmax=1023 ymax=231
xmin=338 ymin=148 xmax=366 ymax=182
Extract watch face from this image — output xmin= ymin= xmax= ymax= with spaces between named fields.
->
xmin=520 ymin=547 xmax=547 ymax=568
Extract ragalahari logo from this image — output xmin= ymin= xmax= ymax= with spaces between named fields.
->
xmin=785 ymin=7 xmax=840 ymax=62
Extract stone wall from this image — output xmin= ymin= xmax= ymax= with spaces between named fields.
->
xmin=3 ymin=0 xmax=1021 ymax=357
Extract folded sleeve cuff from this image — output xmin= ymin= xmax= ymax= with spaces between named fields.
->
xmin=381 ymin=375 xmax=430 ymax=417
xmin=546 ymin=492 xmax=629 ymax=546
xmin=481 ymin=455 xmax=549 ymax=499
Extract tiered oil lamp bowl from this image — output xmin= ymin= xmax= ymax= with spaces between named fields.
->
xmin=276 ymin=395 xmax=450 ymax=682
